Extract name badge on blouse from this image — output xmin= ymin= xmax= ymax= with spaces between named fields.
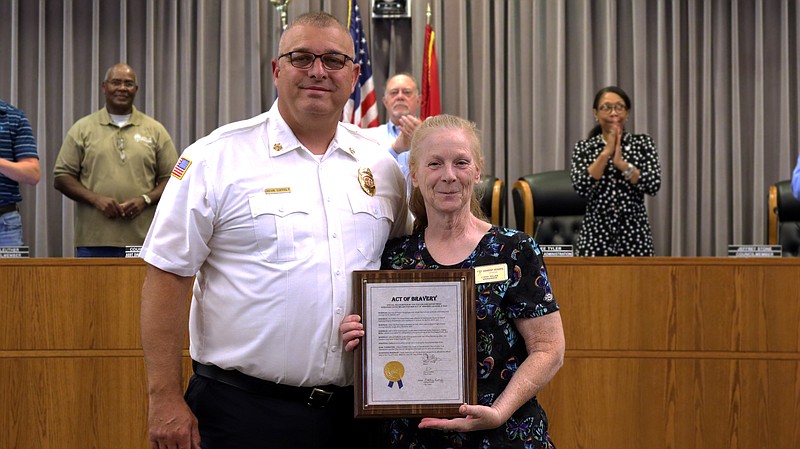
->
xmin=474 ymin=263 xmax=508 ymax=283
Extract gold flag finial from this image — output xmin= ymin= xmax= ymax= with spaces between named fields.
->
xmin=426 ymin=2 xmax=432 ymax=25
xmin=270 ymin=0 xmax=292 ymax=30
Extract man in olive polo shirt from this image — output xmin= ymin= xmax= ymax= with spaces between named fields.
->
xmin=54 ymin=63 xmax=177 ymax=257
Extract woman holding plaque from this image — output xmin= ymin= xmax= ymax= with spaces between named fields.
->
xmin=340 ymin=114 xmax=565 ymax=449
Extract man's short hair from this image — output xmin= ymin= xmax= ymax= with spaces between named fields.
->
xmin=279 ymin=11 xmax=353 ymax=56
xmin=384 ymin=73 xmax=419 ymax=97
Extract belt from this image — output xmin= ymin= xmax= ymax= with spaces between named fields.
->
xmin=0 ymin=203 xmax=18 ymax=214
xmin=192 ymin=361 xmax=350 ymax=408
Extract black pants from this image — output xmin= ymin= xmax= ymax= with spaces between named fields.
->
xmin=185 ymin=374 xmax=385 ymax=449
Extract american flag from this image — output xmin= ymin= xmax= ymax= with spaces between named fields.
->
xmin=342 ymin=0 xmax=379 ymax=128
xmin=171 ymin=157 xmax=192 ymax=180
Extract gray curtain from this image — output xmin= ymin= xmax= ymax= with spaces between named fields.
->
xmin=1 ymin=0 xmax=797 ymax=257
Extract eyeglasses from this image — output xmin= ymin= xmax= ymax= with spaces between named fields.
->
xmin=106 ymin=79 xmax=137 ymax=89
xmin=386 ymin=88 xmax=417 ymax=98
xmin=278 ymin=51 xmax=354 ymax=70
xmin=597 ymin=103 xmax=628 ymax=113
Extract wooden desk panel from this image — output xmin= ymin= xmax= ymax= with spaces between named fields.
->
xmin=0 ymin=259 xmax=146 ymax=350
xmin=546 ymin=258 xmax=800 ymax=353
xmin=542 ymin=358 xmax=800 ymax=449
xmin=0 ymin=259 xmax=190 ymax=449
xmin=540 ymin=257 xmax=800 ymax=449
xmin=0 ymin=358 xmax=149 ymax=448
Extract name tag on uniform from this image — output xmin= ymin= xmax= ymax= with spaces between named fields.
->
xmin=474 ymin=263 xmax=508 ymax=283
xmin=264 ymin=187 xmax=291 ymax=194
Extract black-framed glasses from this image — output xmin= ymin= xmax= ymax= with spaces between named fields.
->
xmin=597 ymin=103 xmax=628 ymax=113
xmin=279 ymin=51 xmax=354 ymax=70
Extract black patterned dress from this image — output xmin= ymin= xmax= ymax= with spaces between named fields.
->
xmin=380 ymin=226 xmax=559 ymax=449
xmin=570 ymin=132 xmax=662 ymax=256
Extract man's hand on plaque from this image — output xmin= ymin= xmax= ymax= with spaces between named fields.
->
xmin=340 ymin=314 xmax=365 ymax=352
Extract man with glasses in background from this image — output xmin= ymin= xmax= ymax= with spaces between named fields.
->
xmin=140 ymin=11 xmax=411 ymax=449
xmin=53 ymin=63 xmax=177 ymax=257
xmin=363 ymin=73 xmax=422 ymax=187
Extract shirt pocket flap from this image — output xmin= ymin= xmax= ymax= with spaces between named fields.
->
xmin=347 ymin=192 xmax=395 ymax=222
xmin=248 ymin=192 xmax=311 ymax=219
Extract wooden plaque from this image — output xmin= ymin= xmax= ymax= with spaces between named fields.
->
xmin=352 ymin=268 xmax=477 ymax=418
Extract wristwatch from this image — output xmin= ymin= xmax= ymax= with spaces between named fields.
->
xmin=623 ymin=163 xmax=636 ymax=180
xmin=141 ymin=194 xmax=153 ymax=206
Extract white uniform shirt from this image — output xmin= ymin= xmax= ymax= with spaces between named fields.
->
xmin=141 ymin=101 xmax=412 ymax=387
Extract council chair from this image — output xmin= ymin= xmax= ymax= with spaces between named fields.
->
xmin=512 ymin=169 xmax=587 ymax=245
xmin=476 ymin=175 xmax=505 ymax=226
xmin=767 ymin=180 xmax=800 ymax=256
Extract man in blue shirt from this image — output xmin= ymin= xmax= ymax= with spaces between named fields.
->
xmin=792 ymin=153 xmax=800 ymax=200
xmin=0 ymin=99 xmax=40 ymax=247
xmin=363 ymin=73 xmax=422 ymax=185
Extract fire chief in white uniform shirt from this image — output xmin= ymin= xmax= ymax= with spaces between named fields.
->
xmin=139 ymin=11 xmax=411 ymax=449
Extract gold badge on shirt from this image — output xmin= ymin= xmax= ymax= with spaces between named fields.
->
xmin=358 ymin=167 xmax=376 ymax=196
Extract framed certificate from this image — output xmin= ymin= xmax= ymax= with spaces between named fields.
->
xmin=352 ymin=269 xmax=477 ymax=418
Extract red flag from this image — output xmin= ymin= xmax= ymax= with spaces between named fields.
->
xmin=421 ymin=23 xmax=441 ymax=119
xmin=343 ymin=0 xmax=379 ymax=127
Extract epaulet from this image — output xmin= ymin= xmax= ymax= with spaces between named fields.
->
xmin=203 ymin=111 xmax=270 ymax=143
xmin=340 ymin=122 xmax=381 ymax=146
xmin=339 ymin=121 xmax=362 ymax=133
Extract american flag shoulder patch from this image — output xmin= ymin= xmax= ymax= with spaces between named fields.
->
xmin=171 ymin=157 xmax=192 ymax=179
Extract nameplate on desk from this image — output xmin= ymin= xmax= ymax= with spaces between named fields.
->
xmin=727 ymin=245 xmax=781 ymax=257
xmin=540 ymin=245 xmax=575 ymax=257
xmin=125 ymin=246 xmax=143 ymax=258
xmin=0 ymin=246 xmax=30 ymax=258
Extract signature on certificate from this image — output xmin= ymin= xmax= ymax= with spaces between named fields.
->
xmin=422 ymin=353 xmax=440 ymax=365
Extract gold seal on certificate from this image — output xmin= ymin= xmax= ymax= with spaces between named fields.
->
xmin=352 ymin=269 xmax=477 ymax=418
xmin=384 ymin=361 xmax=405 ymax=389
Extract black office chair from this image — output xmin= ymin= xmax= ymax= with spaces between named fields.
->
xmin=512 ymin=169 xmax=587 ymax=244
xmin=476 ymin=175 xmax=505 ymax=226
xmin=768 ymin=180 xmax=800 ymax=256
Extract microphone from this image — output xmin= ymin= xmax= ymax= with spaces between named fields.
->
xmin=532 ymin=218 xmax=544 ymax=242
